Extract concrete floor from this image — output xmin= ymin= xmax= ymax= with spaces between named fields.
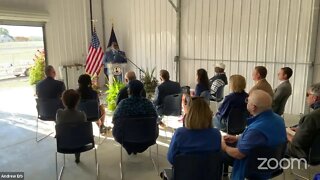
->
xmin=0 ymin=77 xmax=319 ymax=180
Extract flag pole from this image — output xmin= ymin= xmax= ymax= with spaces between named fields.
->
xmin=89 ymin=0 xmax=93 ymax=35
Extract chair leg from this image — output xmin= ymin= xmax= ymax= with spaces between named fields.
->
xmin=36 ymin=118 xmax=54 ymax=142
xmin=56 ymin=153 xmax=65 ymax=180
xmin=97 ymin=133 xmax=106 ymax=145
xmin=290 ymin=163 xmax=310 ymax=180
xmin=94 ymin=148 xmax=99 ymax=180
xmin=149 ymin=144 xmax=159 ymax=175
xmin=120 ymin=145 xmax=123 ymax=180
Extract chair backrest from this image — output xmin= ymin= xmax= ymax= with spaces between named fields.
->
xmin=181 ymin=86 xmax=190 ymax=95
xmin=244 ymin=142 xmax=287 ymax=179
xmin=55 ymin=122 xmax=94 ymax=153
xmin=121 ymin=116 xmax=159 ymax=143
xmin=162 ymin=94 xmax=182 ymax=116
xmin=215 ymin=85 xmax=225 ymax=102
xmin=36 ymin=98 xmax=63 ymax=120
xmin=173 ymin=151 xmax=223 ymax=180
xmin=200 ymin=90 xmax=211 ymax=104
xmin=78 ymin=99 xmax=100 ymax=121
xmin=226 ymin=108 xmax=247 ymax=135
xmin=309 ymin=133 xmax=320 ymax=165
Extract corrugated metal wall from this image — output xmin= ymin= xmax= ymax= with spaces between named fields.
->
xmin=125 ymin=0 xmax=177 ymax=80
xmin=179 ymin=0 xmax=319 ymax=114
xmin=107 ymin=0 xmax=319 ymax=114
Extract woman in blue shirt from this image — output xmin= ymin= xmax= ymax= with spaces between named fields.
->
xmin=213 ymin=74 xmax=249 ymax=130
xmin=167 ymin=97 xmax=221 ymax=164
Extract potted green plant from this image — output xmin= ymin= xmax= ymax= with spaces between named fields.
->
xmin=105 ymin=78 xmax=125 ymax=111
xmin=141 ymin=67 xmax=158 ymax=99
xmin=29 ymin=49 xmax=45 ymax=85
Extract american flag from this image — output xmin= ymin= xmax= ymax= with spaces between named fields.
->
xmin=85 ymin=29 xmax=104 ymax=76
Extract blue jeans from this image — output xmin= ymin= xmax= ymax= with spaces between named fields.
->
xmin=213 ymin=116 xmax=226 ymax=130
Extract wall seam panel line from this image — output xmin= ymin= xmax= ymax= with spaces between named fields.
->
xmin=230 ymin=0 xmax=234 ymax=68
xmin=246 ymin=0 xmax=252 ymax=81
xmin=290 ymin=0 xmax=302 ymax=114
xmin=61 ymin=1 xmax=68 ymax=64
xmin=256 ymin=0 xmax=261 ymax=64
xmin=154 ymin=0 xmax=157 ymax=71
xmin=193 ymin=0 xmax=196 ymax=71
xmin=274 ymin=0 xmax=281 ymax=63
xmin=68 ymin=0 xmax=74 ymax=63
xmin=72 ymin=0 xmax=78 ymax=63
xmin=215 ymin=0 xmax=218 ymax=61
xmin=207 ymin=0 xmax=212 ymax=69
xmin=284 ymin=0 xmax=292 ymax=65
xmin=200 ymin=0 xmax=204 ymax=68
xmin=237 ymin=0 xmax=243 ymax=72
xmin=264 ymin=0 xmax=270 ymax=62
xmin=222 ymin=0 xmax=226 ymax=60
xmin=166 ymin=0 xmax=168 ymax=71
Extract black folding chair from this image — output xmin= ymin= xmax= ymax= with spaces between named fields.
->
xmin=35 ymin=98 xmax=62 ymax=142
xmin=290 ymin=133 xmax=320 ymax=180
xmin=117 ymin=116 xmax=159 ymax=180
xmin=224 ymin=108 xmax=247 ymax=135
xmin=161 ymin=94 xmax=182 ymax=139
xmin=162 ymin=94 xmax=182 ymax=116
xmin=55 ymin=122 xmax=98 ymax=180
xmin=244 ymin=142 xmax=287 ymax=180
xmin=78 ymin=99 xmax=105 ymax=144
xmin=162 ymin=151 xmax=223 ymax=180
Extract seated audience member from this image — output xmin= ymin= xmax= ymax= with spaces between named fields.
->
xmin=153 ymin=70 xmax=181 ymax=115
xmin=287 ymin=83 xmax=320 ymax=159
xmin=112 ymin=80 xmax=158 ymax=155
xmin=249 ymin=66 xmax=273 ymax=97
xmin=36 ymin=65 xmax=65 ymax=98
xmin=209 ymin=63 xmax=228 ymax=101
xmin=213 ymin=75 xmax=248 ymax=130
xmin=77 ymin=74 xmax=106 ymax=133
xmin=167 ymin=97 xmax=221 ymax=164
xmin=195 ymin=68 xmax=210 ymax=97
xmin=56 ymin=89 xmax=87 ymax=164
xmin=272 ymin=67 xmax=293 ymax=116
xmin=221 ymin=90 xmax=286 ymax=179
xmin=116 ymin=71 xmax=146 ymax=105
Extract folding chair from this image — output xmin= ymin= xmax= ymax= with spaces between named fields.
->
xmin=200 ymin=90 xmax=211 ymax=105
xmin=117 ymin=116 xmax=159 ymax=180
xmin=161 ymin=94 xmax=182 ymax=138
xmin=35 ymin=98 xmax=62 ymax=142
xmin=224 ymin=108 xmax=247 ymax=135
xmin=78 ymin=99 xmax=105 ymax=144
xmin=290 ymin=133 xmax=320 ymax=180
xmin=162 ymin=151 xmax=223 ymax=180
xmin=55 ymin=122 xmax=99 ymax=180
xmin=244 ymin=142 xmax=287 ymax=180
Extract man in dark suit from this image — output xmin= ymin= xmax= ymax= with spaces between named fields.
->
xmin=153 ymin=70 xmax=181 ymax=115
xmin=272 ymin=67 xmax=293 ymax=115
xmin=116 ymin=71 xmax=146 ymax=105
xmin=36 ymin=65 xmax=66 ymax=99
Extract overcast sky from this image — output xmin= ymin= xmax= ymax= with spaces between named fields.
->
xmin=0 ymin=25 xmax=43 ymax=37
